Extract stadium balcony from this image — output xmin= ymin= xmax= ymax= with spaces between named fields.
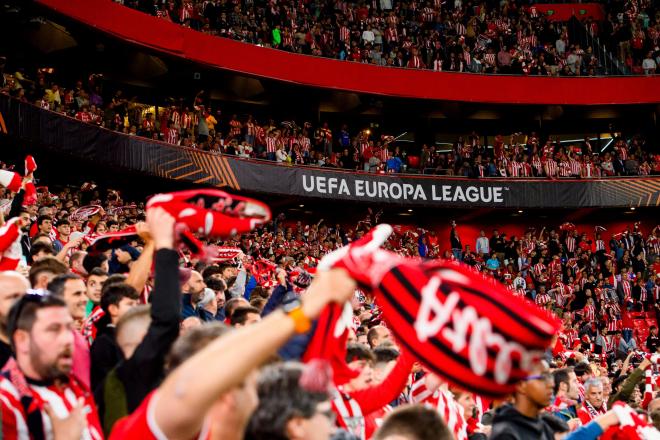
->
xmin=1 ymin=95 xmax=659 ymax=210
xmin=32 ymin=0 xmax=660 ymax=105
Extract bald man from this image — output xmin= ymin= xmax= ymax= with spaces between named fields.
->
xmin=368 ymin=325 xmax=392 ymax=349
xmin=0 ymin=271 xmax=30 ymax=365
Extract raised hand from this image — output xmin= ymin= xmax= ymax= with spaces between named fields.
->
xmin=43 ymin=397 xmax=87 ymax=440
xmin=146 ymin=207 xmax=176 ymax=250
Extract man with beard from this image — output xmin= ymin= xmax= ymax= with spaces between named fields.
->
xmin=48 ymin=273 xmax=92 ymax=388
xmin=0 ymin=271 xmax=29 ymax=367
xmin=577 ymin=378 xmax=606 ymax=424
xmin=181 ymin=270 xmax=210 ymax=320
xmin=0 ymin=294 xmax=104 ymax=439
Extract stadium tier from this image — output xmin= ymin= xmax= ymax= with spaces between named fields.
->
xmin=0 ymin=1 xmax=660 ymax=439
xmin=29 ymin=0 xmax=660 ymax=104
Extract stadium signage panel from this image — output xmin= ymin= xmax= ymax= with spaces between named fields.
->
xmin=300 ymin=174 xmax=505 ymax=204
xmin=227 ymin=160 xmax=660 ymax=208
xmin=2 ymin=95 xmax=660 ymax=210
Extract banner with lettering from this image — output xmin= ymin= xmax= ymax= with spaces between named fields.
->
xmin=226 ymin=159 xmax=660 ymax=209
xmin=1 ymin=95 xmax=659 ymax=209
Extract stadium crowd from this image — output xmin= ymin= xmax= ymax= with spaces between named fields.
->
xmin=0 ymin=152 xmax=658 ymax=439
xmin=1 ymin=61 xmax=658 ymax=178
xmin=122 ymin=0 xmax=660 ymax=75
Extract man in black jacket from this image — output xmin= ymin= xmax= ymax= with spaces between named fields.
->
xmin=89 ymin=281 xmax=140 ymax=389
xmin=95 ymin=207 xmax=182 ymax=435
xmin=490 ymin=361 xmax=569 ymax=440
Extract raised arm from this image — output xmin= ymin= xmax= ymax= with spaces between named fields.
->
xmin=151 ymin=268 xmax=357 ymax=439
xmin=124 ymin=223 xmax=155 ymax=293
xmin=349 ymin=350 xmax=415 ymax=414
xmin=124 ymin=209 xmax=181 ymax=385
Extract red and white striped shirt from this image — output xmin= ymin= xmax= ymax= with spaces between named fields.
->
xmin=569 ymin=159 xmax=582 ymax=176
xmin=463 ymin=50 xmax=472 ymax=66
xmin=265 ymin=136 xmax=278 ymax=153
xmin=170 ymin=110 xmax=181 ymax=128
xmin=615 ymin=145 xmax=628 ymax=160
xmin=566 ymin=236 xmax=576 ymax=253
xmin=179 ymin=1 xmax=194 ymax=21
xmin=359 ymin=141 xmax=370 ymax=156
xmin=297 ymin=136 xmax=311 ymax=152
xmin=407 ymin=55 xmax=424 ymax=69
xmin=339 ymin=26 xmax=350 ymax=42
xmin=536 ymin=293 xmax=552 ymax=306
xmin=519 ymin=34 xmax=537 ymax=49
xmin=421 ymin=7 xmax=435 ymax=22
xmin=0 ymin=369 xmax=104 ymax=440
xmin=544 ymin=160 xmax=558 ymax=177
xmin=583 ymin=304 xmax=596 ymax=322
xmin=640 ymin=286 xmax=648 ymax=303
xmin=533 ymin=262 xmax=546 ymax=277
xmin=621 ymin=280 xmax=632 ymax=302
xmin=559 ymin=160 xmax=571 ymax=177
xmin=607 ymin=317 xmax=621 ymax=333
xmin=508 ymin=161 xmax=520 ymax=177
xmin=409 ymin=378 xmax=468 ymax=440
xmin=246 ymin=121 xmax=256 ymax=136
xmin=332 ymin=391 xmax=365 ymax=439
xmin=385 ymin=27 xmax=399 ymax=43
xmin=166 ymin=127 xmax=179 ymax=145
xmin=548 ymin=260 xmax=562 ymax=276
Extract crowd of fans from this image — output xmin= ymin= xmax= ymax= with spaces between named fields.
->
xmin=0 ymin=152 xmax=658 ymax=438
xmin=2 ymin=61 xmax=658 ymax=178
xmin=120 ymin=0 xmax=660 ymax=75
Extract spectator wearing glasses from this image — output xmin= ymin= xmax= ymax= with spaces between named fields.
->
xmin=490 ymin=361 xmax=567 ymax=439
xmin=1 ymin=294 xmax=104 ymax=439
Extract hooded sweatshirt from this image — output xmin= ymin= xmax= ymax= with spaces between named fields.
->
xmin=490 ymin=404 xmax=569 ymax=440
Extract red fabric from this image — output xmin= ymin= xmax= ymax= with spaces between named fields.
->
xmin=0 ymin=219 xmax=23 ymax=271
xmin=24 ymin=182 xmax=36 ymax=205
xmin=0 ymin=170 xmax=21 ymax=193
xmin=146 ymin=189 xmax=271 ymax=240
xmin=374 ymin=259 xmax=560 ymax=398
xmin=349 ymin=351 xmax=415 ymax=414
xmin=1 ymin=359 xmax=102 ymax=440
xmin=24 ymin=155 xmax=37 ymax=175
xmin=110 ymin=391 xmax=203 ymax=440
xmin=35 ymin=0 xmax=660 ymax=105
xmin=302 ymin=304 xmax=360 ymax=386
xmin=601 ymin=401 xmax=655 ymax=440
xmin=364 ymin=405 xmax=392 ymax=439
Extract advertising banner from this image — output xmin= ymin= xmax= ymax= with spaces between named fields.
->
xmin=2 ymin=96 xmax=659 ymax=209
